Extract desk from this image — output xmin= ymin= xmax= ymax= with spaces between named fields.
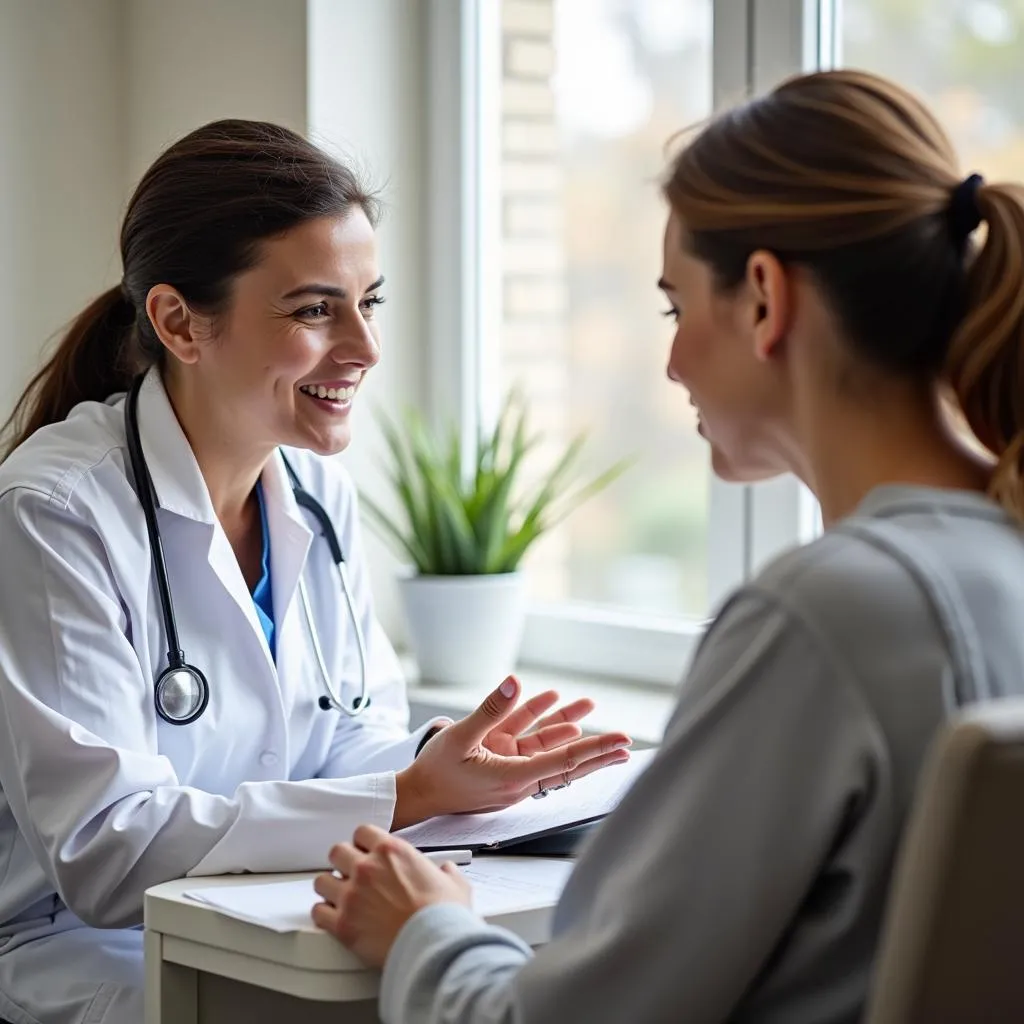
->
xmin=144 ymin=857 xmax=564 ymax=1024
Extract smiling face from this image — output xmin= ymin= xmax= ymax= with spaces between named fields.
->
xmin=659 ymin=211 xmax=795 ymax=483
xmin=155 ymin=209 xmax=383 ymax=459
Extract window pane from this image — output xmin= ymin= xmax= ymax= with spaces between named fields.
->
xmin=498 ymin=0 xmax=714 ymax=617
xmin=843 ymin=0 xmax=1024 ymax=181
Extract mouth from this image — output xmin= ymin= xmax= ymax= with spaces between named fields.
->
xmin=297 ymin=380 xmax=358 ymax=414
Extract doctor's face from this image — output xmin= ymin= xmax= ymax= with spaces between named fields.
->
xmin=660 ymin=211 xmax=789 ymax=482
xmin=184 ymin=210 xmax=383 ymax=457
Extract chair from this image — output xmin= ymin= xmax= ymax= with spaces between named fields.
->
xmin=865 ymin=698 xmax=1024 ymax=1023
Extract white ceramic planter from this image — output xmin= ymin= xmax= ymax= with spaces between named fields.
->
xmin=398 ymin=572 xmax=528 ymax=688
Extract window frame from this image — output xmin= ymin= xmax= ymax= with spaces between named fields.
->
xmin=423 ymin=0 xmax=827 ymax=687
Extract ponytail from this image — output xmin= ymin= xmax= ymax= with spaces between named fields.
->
xmin=1 ymin=286 xmax=136 ymax=460
xmin=943 ymin=182 xmax=1024 ymax=520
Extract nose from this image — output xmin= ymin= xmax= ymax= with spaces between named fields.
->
xmin=330 ymin=315 xmax=381 ymax=370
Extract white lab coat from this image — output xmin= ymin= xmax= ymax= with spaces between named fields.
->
xmin=0 ymin=369 xmax=441 ymax=1024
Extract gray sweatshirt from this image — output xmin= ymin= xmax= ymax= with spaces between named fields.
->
xmin=380 ymin=486 xmax=1024 ymax=1024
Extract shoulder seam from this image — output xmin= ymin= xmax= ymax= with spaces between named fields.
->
xmin=0 ymin=444 xmax=124 ymax=512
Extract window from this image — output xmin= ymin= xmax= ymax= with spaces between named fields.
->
xmin=426 ymin=0 xmax=822 ymax=685
xmin=842 ymin=0 xmax=1024 ymax=183
xmin=499 ymin=0 xmax=714 ymax=621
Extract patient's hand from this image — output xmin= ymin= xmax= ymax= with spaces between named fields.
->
xmin=312 ymin=825 xmax=470 ymax=967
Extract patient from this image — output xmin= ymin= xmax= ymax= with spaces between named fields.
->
xmin=312 ymin=68 xmax=1024 ymax=1023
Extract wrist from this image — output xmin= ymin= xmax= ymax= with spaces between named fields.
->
xmin=392 ymin=765 xmax=433 ymax=831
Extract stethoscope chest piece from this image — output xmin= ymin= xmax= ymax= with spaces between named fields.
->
xmin=155 ymin=664 xmax=210 ymax=725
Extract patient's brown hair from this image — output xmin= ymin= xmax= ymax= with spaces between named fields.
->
xmin=664 ymin=68 xmax=1024 ymax=519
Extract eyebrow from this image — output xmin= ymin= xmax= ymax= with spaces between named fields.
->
xmin=282 ymin=276 xmax=386 ymax=301
xmin=657 ymin=277 xmax=676 ymax=292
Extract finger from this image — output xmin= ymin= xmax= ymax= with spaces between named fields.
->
xmin=516 ymin=721 xmax=581 ymax=756
xmin=352 ymin=823 xmax=393 ymax=854
xmin=532 ymin=749 xmax=632 ymax=795
xmin=313 ymin=870 xmax=346 ymax=905
xmin=495 ymin=690 xmax=559 ymax=738
xmin=450 ymin=676 xmax=521 ymax=745
xmin=328 ymin=842 xmax=363 ymax=876
xmin=440 ymin=860 xmax=472 ymax=893
xmin=311 ymin=901 xmax=342 ymax=933
xmin=533 ymin=698 xmax=595 ymax=731
xmin=510 ymin=732 xmax=631 ymax=787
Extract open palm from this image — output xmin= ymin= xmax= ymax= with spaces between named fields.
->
xmin=480 ymin=689 xmax=595 ymax=758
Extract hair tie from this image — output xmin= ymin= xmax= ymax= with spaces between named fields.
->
xmin=948 ymin=173 xmax=984 ymax=247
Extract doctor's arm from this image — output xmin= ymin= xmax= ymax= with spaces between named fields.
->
xmin=318 ymin=591 xmax=888 ymax=1024
xmin=0 ymin=488 xmax=398 ymax=928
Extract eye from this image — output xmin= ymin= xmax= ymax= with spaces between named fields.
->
xmin=360 ymin=294 xmax=386 ymax=317
xmin=662 ymin=307 xmax=680 ymax=321
xmin=296 ymin=301 xmax=330 ymax=321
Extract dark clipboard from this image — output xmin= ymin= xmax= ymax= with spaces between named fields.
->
xmin=414 ymin=817 xmax=602 ymax=856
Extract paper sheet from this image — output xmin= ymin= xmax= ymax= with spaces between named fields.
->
xmin=396 ymin=747 xmax=657 ymax=850
xmin=184 ymin=857 xmax=574 ymax=933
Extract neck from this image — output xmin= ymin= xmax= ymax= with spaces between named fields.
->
xmin=794 ymin=380 xmax=992 ymax=527
xmin=162 ymin=372 xmax=272 ymax=526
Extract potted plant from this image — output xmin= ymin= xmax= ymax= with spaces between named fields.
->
xmin=361 ymin=392 xmax=629 ymax=687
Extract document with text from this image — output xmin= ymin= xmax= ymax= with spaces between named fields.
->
xmin=396 ymin=747 xmax=657 ymax=851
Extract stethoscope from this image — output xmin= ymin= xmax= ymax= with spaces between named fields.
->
xmin=124 ymin=374 xmax=370 ymax=725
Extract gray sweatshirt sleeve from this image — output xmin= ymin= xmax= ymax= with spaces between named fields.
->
xmin=381 ymin=590 xmax=889 ymax=1024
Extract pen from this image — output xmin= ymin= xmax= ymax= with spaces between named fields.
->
xmin=422 ymin=849 xmax=473 ymax=867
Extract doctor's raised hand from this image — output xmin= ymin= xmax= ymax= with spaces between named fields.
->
xmin=393 ymin=676 xmax=631 ymax=829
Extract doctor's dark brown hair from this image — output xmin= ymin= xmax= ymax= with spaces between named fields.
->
xmin=1 ymin=119 xmax=379 ymax=459
xmin=663 ymin=68 xmax=1024 ymax=520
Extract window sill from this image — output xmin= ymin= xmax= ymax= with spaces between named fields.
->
xmin=403 ymin=655 xmax=675 ymax=747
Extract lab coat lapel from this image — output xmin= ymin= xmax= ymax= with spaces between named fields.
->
xmin=131 ymin=368 xmax=280 ymax=675
xmin=261 ymin=451 xmax=314 ymax=640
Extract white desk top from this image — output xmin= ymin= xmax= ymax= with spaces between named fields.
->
xmin=145 ymin=856 xmax=568 ymax=1002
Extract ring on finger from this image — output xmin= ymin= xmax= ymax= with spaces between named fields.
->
xmin=532 ymin=779 xmax=550 ymax=799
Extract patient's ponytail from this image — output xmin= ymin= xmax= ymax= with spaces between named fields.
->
xmin=1 ymin=286 xmax=136 ymax=459
xmin=943 ymin=182 xmax=1024 ymax=520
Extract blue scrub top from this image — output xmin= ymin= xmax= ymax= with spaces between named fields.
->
xmin=251 ymin=480 xmax=276 ymax=660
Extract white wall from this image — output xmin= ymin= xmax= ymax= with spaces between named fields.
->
xmin=0 ymin=0 xmax=124 ymax=423
xmin=123 ymin=0 xmax=308 ymax=185
xmin=307 ymin=0 xmax=428 ymax=638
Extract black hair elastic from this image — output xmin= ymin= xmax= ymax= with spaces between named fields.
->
xmin=948 ymin=173 xmax=984 ymax=248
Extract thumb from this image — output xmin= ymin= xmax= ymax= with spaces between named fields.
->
xmin=450 ymin=676 xmax=520 ymax=745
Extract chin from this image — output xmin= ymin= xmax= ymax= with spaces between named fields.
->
xmin=297 ymin=429 xmax=352 ymax=458
xmin=709 ymin=444 xmax=786 ymax=484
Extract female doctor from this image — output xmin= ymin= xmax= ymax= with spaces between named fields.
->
xmin=0 ymin=119 xmax=631 ymax=1024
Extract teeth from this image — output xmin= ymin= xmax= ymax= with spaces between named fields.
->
xmin=300 ymin=384 xmax=357 ymax=401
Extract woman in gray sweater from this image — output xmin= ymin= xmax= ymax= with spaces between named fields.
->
xmin=312 ymin=68 xmax=1024 ymax=1023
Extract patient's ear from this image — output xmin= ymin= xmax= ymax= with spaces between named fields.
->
xmin=745 ymin=250 xmax=790 ymax=361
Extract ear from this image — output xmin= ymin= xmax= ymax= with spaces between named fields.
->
xmin=145 ymin=285 xmax=207 ymax=365
xmin=744 ymin=251 xmax=790 ymax=362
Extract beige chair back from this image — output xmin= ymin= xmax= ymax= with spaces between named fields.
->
xmin=866 ymin=698 xmax=1024 ymax=1023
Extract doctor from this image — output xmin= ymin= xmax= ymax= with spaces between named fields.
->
xmin=0 ymin=118 xmax=631 ymax=1024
